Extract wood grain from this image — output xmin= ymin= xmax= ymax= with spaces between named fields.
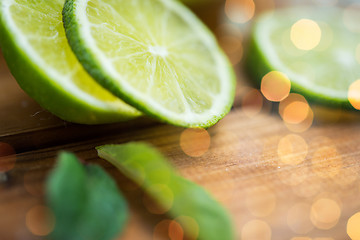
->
xmin=1 ymin=2 xmax=360 ymax=240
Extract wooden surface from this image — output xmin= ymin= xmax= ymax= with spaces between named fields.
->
xmin=1 ymin=1 xmax=360 ymax=240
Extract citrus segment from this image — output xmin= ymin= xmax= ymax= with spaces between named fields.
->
xmin=0 ymin=0 xmax=140 ymax=124
xmin=63 ymin=0 xmax=235 ymax=127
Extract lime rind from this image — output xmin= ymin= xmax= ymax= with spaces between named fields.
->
xmin=63 ymin=0 xmax=235 ymax=128
xmin=0 ymin=0 xmax=141 ymax=124
xmin=246 ymin=7 xmax=359 ymax=109
xmin=246 ymin=37 xmax=351 ymax=109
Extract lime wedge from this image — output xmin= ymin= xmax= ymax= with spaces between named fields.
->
xmin=0 ymin=0 xmax=140 ymax=124
xmin=63 ymin=0 xmax=235 ymax=128
xmin=246 ymin=7 xmax=360 ymax=108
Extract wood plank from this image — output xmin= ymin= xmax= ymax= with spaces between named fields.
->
xmin=1 ymin=109 xmax=360 ymax=239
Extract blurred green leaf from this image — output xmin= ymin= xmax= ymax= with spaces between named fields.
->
xmin=97 ymin=142 xmax=234 ymax=240
xmin=46 ymin=152 xmax=128 ymax=240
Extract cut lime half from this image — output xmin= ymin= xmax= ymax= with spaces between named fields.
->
xmin=0 ymin=0 xmax=140 ymax=124
xmin=63 ymin=0 xmax=235 ymax=128
xmin=246 ymin=7 xmax=360 ymax=108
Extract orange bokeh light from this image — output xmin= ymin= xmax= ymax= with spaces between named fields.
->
xmin=347 ymin=212 xmax=360 ymax=240
xmin=153 ymin=218 xmax=189 ymax=240
xmin=348 ymin=79 xmax=360 ymax=110
xmin=283 ymin=101 xmax=309 ymax=124
xmin=310 ymin=198 xmax=341 ymax=230
xmin=261 ymin=71 xmax=291 ymax=102
xmin=279 ymin=93 xmax=314 ymax=132
xmin=180 ymin=128 xmax=210 ymax=157
xmin=26 ymin=205 xmax=55 ymax=236
xmin=153 ymin=220 xmax=172 ymax=239
xmin=168 ymin=220 xmax=184 ymax=240
xmin=175 ymin=216 xmax=199 ymax=240
xmin=225 ymin=0 xmax=255 ymax=24
xmin=279 ymin=94 xmax=307 ymax=120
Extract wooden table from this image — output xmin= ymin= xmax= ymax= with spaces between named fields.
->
xmin=1 ymin=1 xmax=360 ymax=240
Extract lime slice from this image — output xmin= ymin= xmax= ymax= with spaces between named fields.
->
xmin=246 ymin=7 xmax=360 ymax=108
xmin=0 ymin=0 xmax=140 ymax=124
xmin=63 ymin=0 xmax=235 ymax=128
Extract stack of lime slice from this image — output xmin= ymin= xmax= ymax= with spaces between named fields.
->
xmin=0 ymin=0 xmax=140 ymax=124
xmin=0 ymin=0 xmax=235 ymax=127
xmin=246 ymin=7 xmax=360 ymax=109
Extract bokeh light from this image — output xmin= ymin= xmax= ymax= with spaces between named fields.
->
xmin=279 ymin=94 xmax=308 ymax=120
xmin=343 ymin=4 xmax=360 ymax=33
xmin=180 ymin=128 xmax=210 ymax=157
xmin=168 ymin=220 xmax=184 ymax=240
xmin=287 ymin=203 xmax=314 ymax=234
xmin=153 ymin=220 xmax=172 ymax=239
xmin=279 ymin=94 xmax=314 ymax=132
xmin=286 ymin=112 xmax=314 ymax=132
xmin=25 ymin=205 xmax=55 ymax=236
xmin=0 ymin=142 xmax=16 ymax=172
xmin=311 ymin=146 xmax=342 ymax=178
xmin=152 ymin=219 xmax=189 ymax=240
xmin=143 ymin=184 xmax=173 ymax=215
xmin=175 ymin=216 xmax=199 ymax=240
xmin=241 ymin=88 xmax=263 ymax=117
xmin=261 ymin=71 xmax=291 ymax=102
xmin=347 ymin=212 xmax=360 ymax=240
xmin=310 ymin=198 xmax=341 ymax=230
xmin=225 ymin=0 xmax=255 ymax=24
xmin=348 ymin=79 xmax=360 ymax=110
xmin=290 ymin=19 xmax=322 ymax=50
xmin=283 ymin=101 xmax=310 ymax=124
xmin=246 ymin=186 xmax=276 ymax=217
xmin=241 ymin=219 xmax=272 ymax=240
xmin=277 ymin=134 xmax=308 ymax=165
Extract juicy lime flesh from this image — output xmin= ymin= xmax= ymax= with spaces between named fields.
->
xmin=84 ymin=0 xmax=222 ymax=115
xmin=8 ymin=0 xmax=136 ymax=106
xmin=256 ymin=8 xmax=360 ymax=100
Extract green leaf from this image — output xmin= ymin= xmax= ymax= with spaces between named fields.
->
xmin=96 ymin=143 xmax=234 ymax=240
xmin=46 ymin=151 xmax=128 ymax=240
